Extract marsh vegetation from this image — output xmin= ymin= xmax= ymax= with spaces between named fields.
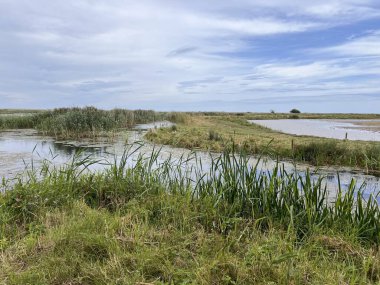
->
xmin=146 ymin=114 xmax=380 ymax=173
xmin=1 ymin=147 xmax=379 ymax=284
xmin=1 ymin=108 xmax=380 ymax=284
xmin=0 ymin=107 xmax=164 ymax=139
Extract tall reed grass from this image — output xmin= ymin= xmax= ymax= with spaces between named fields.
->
xmin=1 ymin=146 xmax=380 ymax=283
xmin=1 ymin=145 xmax=379 ymax=244
xmin=0 ymin=107 xmax=164 ymax=138
xmin=0 ymin=113 xmax=44 ymax=129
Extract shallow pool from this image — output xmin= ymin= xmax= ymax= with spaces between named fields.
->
xmin=249 ymin=119 xmax=380 ymax=141
xmin=0 ymin=127 xmax=379 ymax=200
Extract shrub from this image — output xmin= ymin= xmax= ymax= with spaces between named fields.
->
xmin=290 ymin=109 xmax=301 ymax=114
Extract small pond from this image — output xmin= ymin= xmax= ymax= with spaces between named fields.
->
xmin=249 ymin=119 xmax=380 ymax=141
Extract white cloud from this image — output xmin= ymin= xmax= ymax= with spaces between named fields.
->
xmin=323 ymin=31 xmax=380 ymax=56
xmin=0 ymin=0 xmax=379 ymax=111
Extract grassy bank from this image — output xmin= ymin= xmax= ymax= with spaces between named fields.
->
xmin=1 ymin=148 xmax=380 ymax=284
xmin=146 ymin=114 xmax=380 ymax=173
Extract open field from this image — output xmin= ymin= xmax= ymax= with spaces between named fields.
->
xmin=146 ymin=114 xmax=380 ymax=173
xmin=1 ymin=149 xmax=379 ymax=284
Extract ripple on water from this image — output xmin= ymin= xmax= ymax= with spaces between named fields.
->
xmin=0 ymin=127 xmax=379 ymax=200
xmin=249 ymin=119 xmax=380 ymax=141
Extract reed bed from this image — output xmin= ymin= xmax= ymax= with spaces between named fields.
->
xmin=0 ymin=107 xmax=166 ymax=138
xmin=1 ymin=145 xmax=379 ymax=243
xmin=1 ymin=146 xmax=380 ymax=283
xmin=0 ymin=107 xmax=192 ymax=140
xmin=0 ymin=114 xmax=43 ymax=129
xmin=37 ymin=107 xmax=166 ymax=139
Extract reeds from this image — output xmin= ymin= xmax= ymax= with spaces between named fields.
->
xmin=1 ymin=145 xmax=380 ymax=283
xmin=0 ymin=107 xmax=164 ymax=138
xmin=0 ymin=114 xmax=43 ymax=129
xmin=1 ymin=145 xmax=379 ymax=244
xmin=36 ymin=107 xmax=164 ymax=139
xmin=165 ymin=112 xmax=190 ymax=124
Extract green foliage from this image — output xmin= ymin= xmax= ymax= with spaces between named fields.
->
xmin=290 ymin=109 xmax=301 ymax=114
xmin=1 ymin=146 xmax=380 ymax=283
xmin=165 ymin=112 xmax=190 ymax=124
xmin=208 ymin=129 xmax=222 ymax=141
xmin=37 ymin=107 xmax=115 ymax=138
xmin=0 ymin=113 xmax=46 ymax=129
xmin=38 ymin=107 xmax=163 ymax=139
xmin=146 ymin=115 xmax=380 ymax=173
xmin=0 ymin=107 xmax=163 ymax=138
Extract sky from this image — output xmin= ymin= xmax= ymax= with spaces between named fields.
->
xmin=0 ymin=0 xmax=380 ymax=113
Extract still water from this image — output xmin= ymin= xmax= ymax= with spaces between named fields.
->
xmin=249 ymin=119 xmax=380 ymax=141
xmin=0 ymin=126 xmax=379 ymax=200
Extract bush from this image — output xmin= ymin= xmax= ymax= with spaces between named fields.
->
xmin=290 ymin=109 xmax=301 ymax=114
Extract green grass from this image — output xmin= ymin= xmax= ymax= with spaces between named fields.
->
xmin=146 ymin=114 xmax=380 ymax=173
xmin=1 ymin=108 xmax=380 ymax=171
xmin=37 ymin=107 xmax=166 ymax=139
xmin=0 ymin=107 xmax=168 ymax=139
xmin=0 ymin=115 xmax=38 ymax=129
xmin=1 ymin=147 xmax=380 ymax=284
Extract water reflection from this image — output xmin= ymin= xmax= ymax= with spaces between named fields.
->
xmin=0 ymin=129 xmax=379 ymax=201
xmin=249 ymin=119 xmax=380 ymax=141
xmin=52 ymin=141 xmax=108 ymax=156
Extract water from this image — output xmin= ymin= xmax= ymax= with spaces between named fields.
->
xmin=0 ymin=126 xmax=379 ymax=200
xmin=249 ymin=119 xmax=380 ymax=141
xmin=133 ymin=121 xmax=175 ymax=130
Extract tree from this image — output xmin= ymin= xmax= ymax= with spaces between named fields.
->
xmin=290 ymin=108 xmax=301 ymax=114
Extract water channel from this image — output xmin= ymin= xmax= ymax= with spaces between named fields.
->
xmin=0 ymin=123 xmax=379 ymax=201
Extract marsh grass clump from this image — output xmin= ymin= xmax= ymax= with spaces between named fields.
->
xmin=0 ymin=113 xmax=46 ymax=129
xmin=293 ymin=141 xmax=346 ymax=165
xmin=0 ymin=107 xmax=165 ymax=139
xmin=208 ymin=129 xmax=222 ymax=141
xmin=0 ymin=146 xmax=380 ymax=283
xmin=33 ymin=107 xmax=164 ymax=139
xmin=38 ymin=107 xmax=115 ymax=139
xmin=170 ymin=125 xmax=177 ymax=132
xmin=166 ymin=112 xmax=190 ymax=124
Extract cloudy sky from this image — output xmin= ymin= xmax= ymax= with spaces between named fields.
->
xmin=1 ymin=0 xmax=380 ymax=112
